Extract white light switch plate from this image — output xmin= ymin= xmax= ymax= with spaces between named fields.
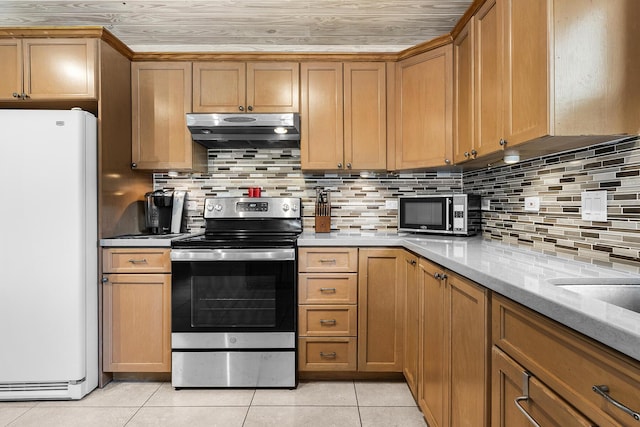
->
xmin=385 ymin=200 xmax=398 ymax=209
xmin=581 ymin=191 xmax=607 ymax=221
xmin=524 ymin=196 xmax=540 ymax=212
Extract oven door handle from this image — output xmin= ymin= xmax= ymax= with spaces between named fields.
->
xmin=171 ymin=248 xmax=295 ymax=262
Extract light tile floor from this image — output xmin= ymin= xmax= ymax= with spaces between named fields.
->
xmin=0 ymin=380 xmax=427 ymax=427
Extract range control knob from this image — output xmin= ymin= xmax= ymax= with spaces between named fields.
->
xmin=282 ymin=203 xmax=290 ymax=212
xmin=214 ymin=204 xmax=223 ymax=212
xmin=291 ymin=204 xmax=298 ymax=212
xmin=206 ymin=203 xmax=214 ymax=211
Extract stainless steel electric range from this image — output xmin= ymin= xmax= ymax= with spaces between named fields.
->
xmin=170 ymin=197 xmax=301 ymax=388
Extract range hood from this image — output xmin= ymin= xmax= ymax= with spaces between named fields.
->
xmin=186 ymin=113 xmax=300 ymax=149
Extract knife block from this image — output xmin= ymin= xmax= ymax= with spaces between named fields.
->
xmin=315 ymin=215 xmax=331 ymax=233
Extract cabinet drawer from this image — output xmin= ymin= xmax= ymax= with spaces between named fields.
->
xmin=299 ymin=305 xmax=357 ymax=337
xmin=298 ymin=247 xmax=358 ymax=272
xmin=103 ymin=248 xmax=171 ymax=273
xmin=299 ymin=273 xmax=357 ymax=304
xmin=493 ymin=295 xmax=640 ymax=426
xmin=298 ymin=337 xmax=357 ymax=371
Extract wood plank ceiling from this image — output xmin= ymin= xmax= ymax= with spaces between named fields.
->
xmin=0 ymin=0 xmax=473 ymax=52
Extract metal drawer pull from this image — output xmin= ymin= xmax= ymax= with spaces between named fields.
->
xmin=593 ymin=385 xmax=640 ymax=422
xmin=319 ymin=259 xmax=337 ymax=263
xmin=319 ymin=319 xmax=337 ymax=325
xmin=320 ymin=287 xmax=337 ymax=293
xmin=514 ymin=371 xmax=541 ymax=427
xmin=128 ymin=258 xmax=148 ymax=264
xmin=320 ymin=352 xmax=337 ymax=359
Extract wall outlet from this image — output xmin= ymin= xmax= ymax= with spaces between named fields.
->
xmin=524 ymin=196 xmax=540 ymax=212
xmin=481 ymin=198 xmax=491 ymax=211
xmin=385 ymin=200 xmax=398 ymax=209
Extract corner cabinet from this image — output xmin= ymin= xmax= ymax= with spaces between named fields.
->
xmin=131 ymin=61 xmax=206 ymax=172
xmin=192 ymin=61 xmax=299 ymax=113
xmin=0 ymin=38 xmax=97 ymax=101
xmin=394 ymin=44 xmax=453 ymax=169
xmin=300 ymin=62 xmax=387 ymax=171
xmin=418 ymin=259 xmax=489 ymax=427
xmin=102 ymin=248 xmax=172 ymax=373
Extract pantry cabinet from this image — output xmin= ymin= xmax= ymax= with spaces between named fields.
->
xmin=394 ymin=44 xmax=453 ymax=169
xmin=0 ymin=38 xmax=97 ymax=101
xmin=102 ymin=248 xmax=171 ymax=373
xmin=300 ymin=62 xmax=387 ymax=171
xmin=131 ymin=61 xmax=206 ymax=172
xmin=192 ymin=61 xmax=299 ymax=113
xmin=492 ymin=294 xmax=640 ymax=427
xmin=358 ymin=248 xmax=405 ymax=372
xmin=418 ymin=259 xmax=489 ymax=427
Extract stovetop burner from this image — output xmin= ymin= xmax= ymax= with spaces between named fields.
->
xmin=172 ymin=197 xmax=302 ymax=249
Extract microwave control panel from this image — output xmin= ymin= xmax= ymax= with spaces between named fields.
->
xmin=452 ymin=205 xmax=465 ymax=231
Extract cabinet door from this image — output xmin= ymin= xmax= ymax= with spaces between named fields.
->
xmin=343 ymin=62 xmax=387 ymax=170
xmin=402 ymin=251 xmax=419 ymax=400
xmin=474 ymin=0 xmax=503 ymax=157
xmin=103 ymin=273 xmax=171 ymax=372
xmin=23 ymin=38 xmax=97 ymax=100
xmin=0 ymin=40 xmax=22 ymax=100
xmin=447 ymin=273 xmax=489 ymax=427
xmin=418 ymin=259 xmax=447 ymax=426
xmin=395 ymin=45 xmax=453 ymax=169
xmin=247 ymin=62 xmax=299 ymax=112
xmin=492 ymin=347 xmax=596 ymax=427
xmin=300 ymin=62 xmax=344 ymax=170
xmin=358 ymin=248 xmax=404 ymax=372
xmin=132 ymin=62 xmax=204 ymax=171
xmin=502 ymin=0 xmax=549 ymax=145
xmin=453 ymin=20 xmax=475 ymax=164
xmin=193 ymin=62 xmax=245 ymax=113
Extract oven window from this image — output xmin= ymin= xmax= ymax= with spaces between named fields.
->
xmin=172 ymin=260 xmax=295 ymax=333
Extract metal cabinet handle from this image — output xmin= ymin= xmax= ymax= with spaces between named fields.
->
xmin=409 ymin=259 xmax=417 ymax=265
xmin=433 ymin=272 xmax=447 ymax=280
xmin=131 ymin=162 xmax=137 ymax=168
xmin=12 ymin=92 xmax=20 ymax=98
xmin=499 ymin=138 xmax=507 ymax=146
xmin=337 ymin=163 xmax=343 ymax=168
xmin=247 ymin=105 xmax=253 ymax=111
xmin=471 ymin=149 xmax=478 ymax=157
xmin=238 ymin=105 xmax=244 ymax=111
xmin=346 ymin=163 xmax=352 ymax=169
xmin=319 ymin=259 xmax=336 ymax=263
xmin=593 ymin=385 xmax=640 ymax=422
xmin=464 ymin=151 xmax=470 ymax=158
xmin=514 ymin=371 xmax=542 ymax=427
xmin=101 ymin=277 xmax=108 ymax=283
xmin=128 ymin=258 xmax=148 ymax=264
xmin=320 ymin=287 xmax=337 ymax=293
xmin=444 ymin=159 xmax=451 ymax=164
xmin=320 ymin=319 xmax=337 ymax=325
xmin=320 ymin=352 xmax=337 ymax=359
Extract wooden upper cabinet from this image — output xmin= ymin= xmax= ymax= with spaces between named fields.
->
xmin=301 ymin=62 xmax=387 ymax=171
xmin=132 ymin=61 xmax=206 ymax=171
xmin=453 ymin=19 xmax=475 ymax=164
xmin=0 ymin=38 xmax=97 ymax=101
xmin=471 ymin=0 xmax=640 ymax=154
xmin=395 ymin=44 xmax=453 ymax=170
xmin=193 ymin=61 xmax=299 ymax=113
xmin=300 ymin=62 xmax=344 ymax=170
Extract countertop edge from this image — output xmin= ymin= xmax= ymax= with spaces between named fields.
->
xmin=299 ymin=233 xmax=640 ymax=362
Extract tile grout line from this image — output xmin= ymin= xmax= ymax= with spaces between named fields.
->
xmin=123 ymin=382 xmax=163 ymax=426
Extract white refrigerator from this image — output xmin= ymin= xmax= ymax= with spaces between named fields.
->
xmin=0 ymin=109 xmax=98 ymax=400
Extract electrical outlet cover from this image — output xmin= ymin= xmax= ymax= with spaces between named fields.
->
xmin=581 ymin=191 xmax=607 ymax=222
xmin=524 ymin=196 xmax=540 ymax=212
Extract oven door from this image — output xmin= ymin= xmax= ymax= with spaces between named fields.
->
xmin=171 ymin=248 xmax=296 ymax=335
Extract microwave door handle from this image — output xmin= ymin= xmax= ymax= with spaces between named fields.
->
xmin=446 ymin=199 xmax=452 ymax=231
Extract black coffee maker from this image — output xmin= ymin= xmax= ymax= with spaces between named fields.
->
xmin=144 ymin=190 xmax=174 ymax=234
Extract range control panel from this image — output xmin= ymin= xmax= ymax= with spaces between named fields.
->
xmin=204 ymin=197 xmax=300 ymax=219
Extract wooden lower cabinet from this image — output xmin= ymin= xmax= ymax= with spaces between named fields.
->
xmin=493 ymin=294 xmax=640 ymax=426
xmin=299 ymin=337 xmax=357 ymax=371
xmin=418 ymin=259 xmax=489 ymax=427
xmin=358 ymin=248 xmax=405 ymax=372
xmin=492 ymin=346 xmax=596 ymax=427
xmin=402 ymin=250 xmax=419 ymax=400
xmin=102 ymin=248 xmax=171 ymax=373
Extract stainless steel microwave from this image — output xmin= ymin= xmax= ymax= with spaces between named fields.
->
xmin=398 ymin=194 xmax=482 ymax=236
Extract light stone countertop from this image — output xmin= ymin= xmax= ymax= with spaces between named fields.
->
xmin=100 ymin=232 xmax=199 ymax=248
xmin=298 ymin=232 xmax=640 ymax=362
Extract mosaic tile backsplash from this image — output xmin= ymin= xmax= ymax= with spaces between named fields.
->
xmin=155 ymin=136 xmax=640 ymax=269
